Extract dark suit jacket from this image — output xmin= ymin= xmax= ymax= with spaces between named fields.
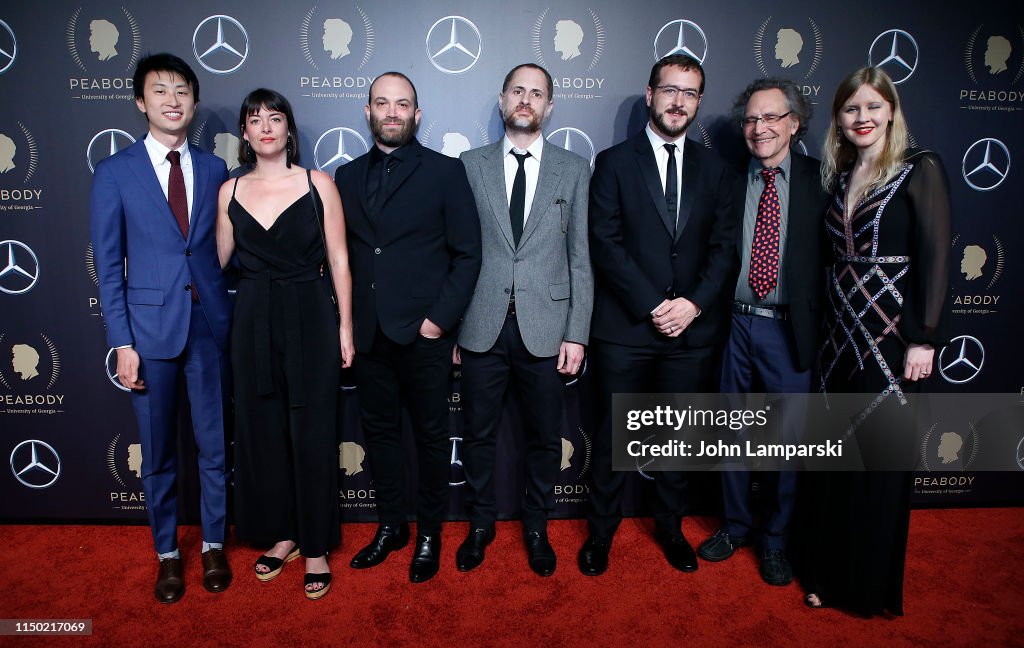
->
xmin=90 ymin=138 xmax=231 ymax=359
xmin=589 ymin=132 xmax=739 ymax=349
xmin=335 ymin=139 xmax=482 ymax=353
xmin=732 ymin=151 xmax=829 ymax=371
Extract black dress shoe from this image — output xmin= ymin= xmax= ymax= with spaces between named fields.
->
xmin=456 ymin=526 xmax=495 ymax=572
xmin=655 ymin=530 xmax=698 ymax=573
xmin=697 ymin=529 xmax=747 ymax=562
xmin=409 ymin=534 xmax=441 ymax=583
xmin=201 ymin=548 xmax=232 ymax=593
xmin=154 ymin=557 xmax=184 ymax=604
xmin=577 ymin=536 xmax=611 ymax=576
xmin=523 ymin=530 xmax=556 ymax=577
xmin=760 ymin=548 xmax=793 ymax=586
xmin=350 ymin=523 xmax=410 ymax=569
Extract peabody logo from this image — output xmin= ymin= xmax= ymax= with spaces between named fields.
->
xmin=939 ymin=335 xmax=985 ymax=384
xmin=0 ymin=331 xmax=60 ymax=392
xmin=191 ymin=119 xmax=241 ymax=173
xmin=86 ymin=128 xmax=135 ymax=173
xmin=0 ymin=240 xmax=39 ymax=295
xmin=314 ymin=127 xmax=369 ymax=176
xmin=555 ymin=426 xmax=592 ymax=502
xmin=654 ymin=19 xmax=708 ymax=64
xmin=105 ymin=347 xmax=132 ymax=393
xmin=420 ymin=121 xmax=490 ymax=157
xmin=300 ymin=6 xmax=374 ymax=70
xmin=951 ymin=233 xmax=1004 ymax=316
xmin=0 ymin=19 xmax=16 ymax=75
xmin=919 ymin=422 xmax=979 ymax=472
xmin=0 ymin=121 xmax=42 ymax=210
xmin=532 ymin=8 xmax=604 ymax=69
xmin=10 ymin=439 xmax=61 ymax=489
xmin=964 ymin=25 xmax=1024 ymax=84
xmin=962 ymin=138 xmax=1010 ymax=191
xmin=547 ymin=127 xmax=595 ymax=167
xmin=426 ymin=16 xmax=482 ymax=75
xmin=868 ymin=29 xmax=918 ymax=85
xmin=66 ymin=6 xmax=140 ymax=72
xmin=339 ymin=441 xmax=365 ymax=476
xmin=106 ymin=432 xmax=143 ymax=488
xmin=193 ymin=15 xmax=249 ymax=75
xmin=754 ymin=16 xmax=823 ymax=88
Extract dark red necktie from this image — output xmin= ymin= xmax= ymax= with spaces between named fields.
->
xmin=166 ymin=150 xmax=189 ymax=239
xmin=748 ymin=167 xmax=781 ymax=300
xmin=166 ymin=150 xmax=198 ymax=301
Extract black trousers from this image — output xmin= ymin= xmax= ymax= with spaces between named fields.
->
xmin=355 ymin=326 xmax=454 ymax=535
xmin=587 ymin=338 xmax=715 ymax=540
xmin=460 ymin=313 xmax=564 ymax=532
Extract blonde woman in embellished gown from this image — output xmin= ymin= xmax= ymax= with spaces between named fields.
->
xmin=801 ymin=67 xmax=950 ymax=615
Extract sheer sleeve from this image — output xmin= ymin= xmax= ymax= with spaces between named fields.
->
xmin=901 ymin=151 xmax=951 ymax=347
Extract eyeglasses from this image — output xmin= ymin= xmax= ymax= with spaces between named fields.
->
xmin=740 ymin=112 xmax=792 ymax=128
xmin=654 ymin=86 xmax=701 ymax=101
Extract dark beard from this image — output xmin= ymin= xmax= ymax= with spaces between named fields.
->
xmin=370 ymin=113 xmax=416 ymax=148
xmin=651 ymin=106 xmax=694 ymax=138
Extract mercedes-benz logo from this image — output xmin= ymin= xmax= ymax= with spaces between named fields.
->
xmin=962 ymin=138 xmax=1010 ymax=192
xmin=939 ymin=335 xmax=985 ymax=384
xmin=1017 ymin=436 xmax=1024 ymax=471
xmin=314 ymin=127 xmax=369 ymax=176
xmin=0 ymin=240 xmax=40 ymax=295
xmin=653 ymin=19 xmax=708 ymax=64
xmin=449 ymin=436 xmax=465 ymax=486
xmin=0 ymin=19 xmax=16 ymax=74
xmin=192 ymin=15 xmax=249 ymax=75
xmin=10 ymin=439 xmax=61 ymax=489
xmin=635 ymin=433 xmax=656 ymax=481
xmin=546 ymin=127 xmax=595 ymax=167
xmin=87 ymin=129 xmax=135 ymax=173
xmin=105 ymin=348 xmax=131 ymax=393
xmin=426 ymin=16 xmax=482 ymax=75
xmin=868 ymin=29 xmax=918 ymax=85
xmin=562 ymin=354 xmax=588 ymax=387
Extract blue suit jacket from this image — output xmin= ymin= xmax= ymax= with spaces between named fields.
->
xmin=90 ymin=137 xmax=230 ymax=359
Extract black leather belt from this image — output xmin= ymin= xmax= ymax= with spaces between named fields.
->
xmin=733 ymin=301 xmax=788 ymax=320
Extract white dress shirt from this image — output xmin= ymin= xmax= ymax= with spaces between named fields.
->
xmin=143 ymin=134 xmax=194 ymax=220
xmin=503 ymin=134 xmax=544 ymax=225
xmin=645 ymin=124 xmax=684 ymax=228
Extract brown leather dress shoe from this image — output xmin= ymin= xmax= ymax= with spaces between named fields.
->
xmin=154 ymin=557 xmax=184 ymax=604
xmin=202 ymin=548 xmax=232 ymax=593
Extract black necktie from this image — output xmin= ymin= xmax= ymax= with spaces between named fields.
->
xmin=367 ymin=153 xmax=392 ymax=214
xmin=664 ymin=143 xmax=678 ymax=235
xmin=510 ymin=151 xmax=530 ymax=247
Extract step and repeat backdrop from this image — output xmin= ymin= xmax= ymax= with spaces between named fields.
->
xmin=1 ymin=1 xmax=1021 ymax=522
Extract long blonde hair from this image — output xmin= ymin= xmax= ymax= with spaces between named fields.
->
xmin=821 ymin=67 xmax=909 ymax=196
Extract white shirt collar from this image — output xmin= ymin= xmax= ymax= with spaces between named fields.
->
xmin=645 ymin=123 xmax=686 ymax=155
xmin=503 ymin=134 xmax=544 ymax=161
xmin=143 ymin=134 xmax=191 ymax=168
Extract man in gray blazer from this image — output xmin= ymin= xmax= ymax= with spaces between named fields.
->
xmin=456 ymin=63 xmax=592 ymax=577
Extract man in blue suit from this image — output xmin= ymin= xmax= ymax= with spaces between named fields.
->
xmin=90 ymin=53 xmax=232 ymax=603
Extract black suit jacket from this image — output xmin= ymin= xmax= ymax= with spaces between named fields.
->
xmin=589 ymin=132 xmax=739 ymax=348
xmin=731 ymin=151 xmax=830 ymax=372
xmin=335 ymin=139 xmax=482 ymax=353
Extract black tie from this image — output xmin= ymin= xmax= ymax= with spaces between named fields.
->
xmin=664 ymin=143 xmax=678 ymax=235
xmin=367 ymin=152 xmax=394 ymax=214
xmin=510 ymin=151 xmax=530 ymax=247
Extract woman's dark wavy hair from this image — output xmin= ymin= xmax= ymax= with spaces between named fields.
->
xmin=238 ymin=88 xmax=300 ymax=167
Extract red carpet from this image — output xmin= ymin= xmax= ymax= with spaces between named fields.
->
xmin=3 ymin=509 xmax=1022 ymax=647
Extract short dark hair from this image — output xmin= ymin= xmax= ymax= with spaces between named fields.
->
xmin=501 ymin=63 xmax=554 ymax=100
xmin=731 ymin=77 xmax=811 ymax=141
xmin=368 ymin=72 xmax=419 ymax=109
xmin=133 ymin=53 xmax=200 ymax=102
xmin=237 ymin=88 xmax=301 ymax=167
xmin=648 ymin=54 xmax=705 ymax=95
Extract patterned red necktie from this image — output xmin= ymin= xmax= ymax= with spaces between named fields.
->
xmin=748 ymin=167 xmax=781 ymax=300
